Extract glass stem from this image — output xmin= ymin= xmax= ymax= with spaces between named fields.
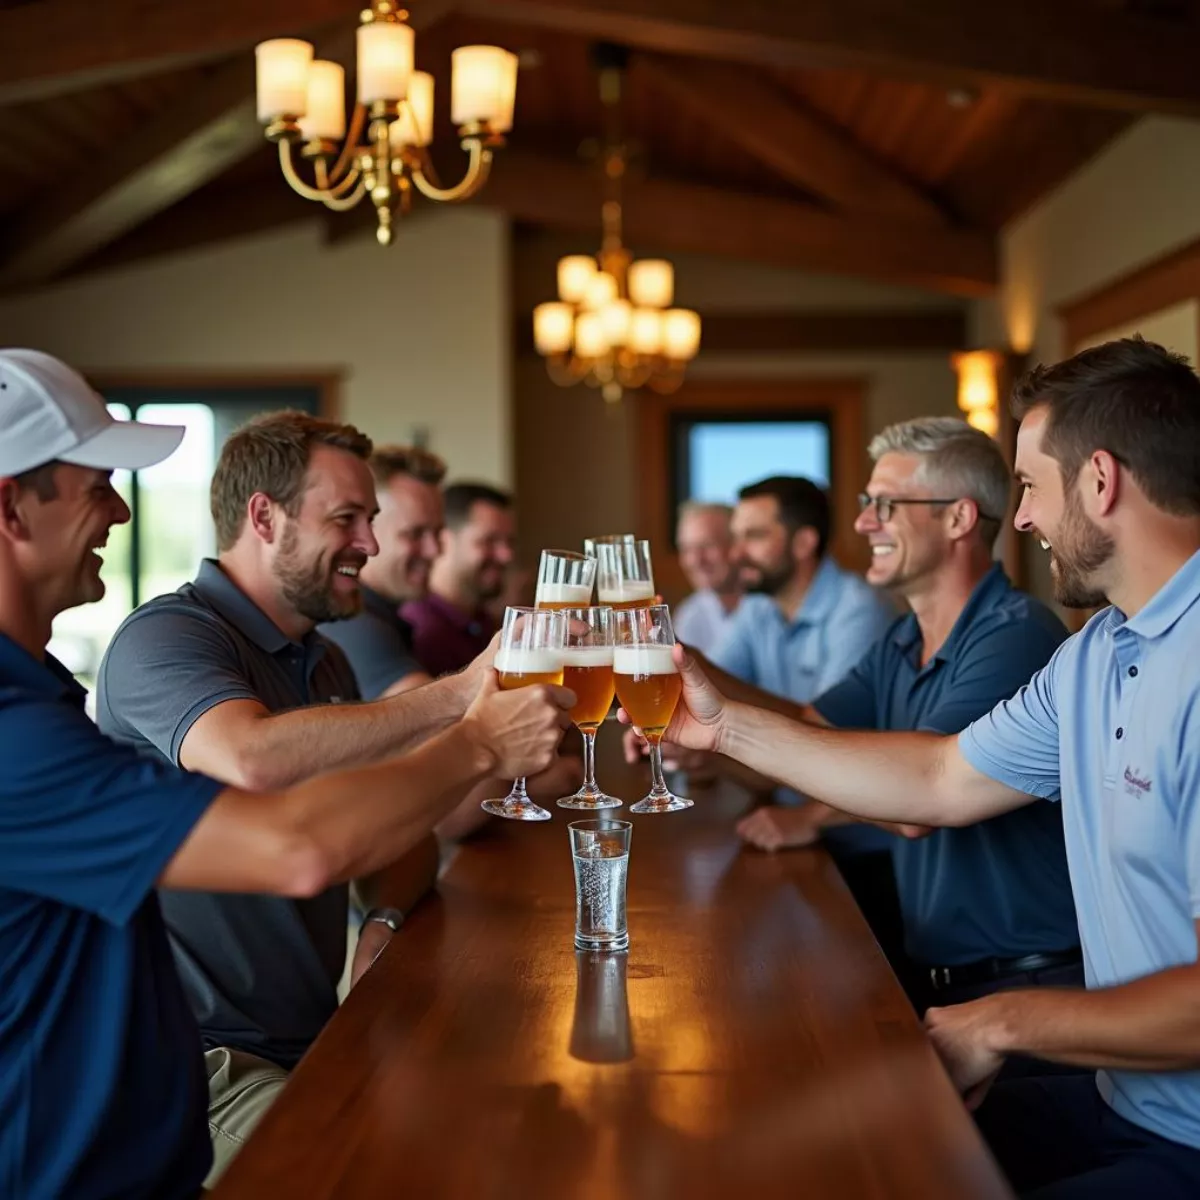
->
xmin=510 ymin=776 xmax=529 ymax=802
xmin=580 ymin=727 xmax=598 ymax=795
xmin=647 ymin=738 xmax=670 ymax=798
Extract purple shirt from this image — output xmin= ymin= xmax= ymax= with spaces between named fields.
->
xmin=400 ymin=593 xmax=497 ymax=678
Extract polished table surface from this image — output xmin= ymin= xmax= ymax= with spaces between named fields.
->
xmin=214 ymin=748 xmax=1013 ymax=1199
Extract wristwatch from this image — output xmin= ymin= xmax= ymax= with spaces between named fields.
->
xmin=362 ymin=906 xmax=405 ymax=934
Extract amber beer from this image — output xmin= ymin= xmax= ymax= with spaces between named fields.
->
xmin=598 ymin=582 xmax=656 ymax=612
xmin=562 ymin=647 xmax=616 ymax=729
xmin=536 ymin=581 xmax=594 ymax=611
xmin=494 ymin=647 xmax=564 ymax=690
xmin=612 ymin=644 xmax=681 ymax=740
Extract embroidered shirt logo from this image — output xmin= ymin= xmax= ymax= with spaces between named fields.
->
xmin=1123 ymin=766 xmax=1152 ymax=798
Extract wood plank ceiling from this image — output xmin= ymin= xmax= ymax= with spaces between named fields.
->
xmin=0 ymin=0 xmax=1192 ymax=296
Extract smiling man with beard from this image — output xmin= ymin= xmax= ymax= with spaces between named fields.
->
xmin=96 ymin=412 xmax=516 ymax=1184
xmin=636 ymin=338 xmax=1200 ymax=1198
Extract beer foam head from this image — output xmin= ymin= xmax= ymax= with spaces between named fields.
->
xmin=613 ymin=644 xmax=678 ymax=675
xmin=536 ymin=582 xmax=593 ymax=605
xmin=563 ymin=646 xmax=614 ymax=667
xmin=598 ymin=581 xmax=655 ymax=603
xmin=494 ymin=647 xmax=564 ymax=674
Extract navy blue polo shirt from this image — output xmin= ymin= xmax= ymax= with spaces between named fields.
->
xmin=814 ymin=565 xmax=1080 ymax=965
xmin=97 ymin=560 xmax=359 ymax=1069
xmin=0 ymin=635 xmax=221 ymax=1198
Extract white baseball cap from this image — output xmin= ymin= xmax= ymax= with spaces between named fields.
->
xmin=0 ymin=349 xmax=184 ymax=477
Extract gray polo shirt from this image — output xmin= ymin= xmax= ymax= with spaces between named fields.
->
xmin=96 ymin=559 xmax=359 ymax=1069
xmin=319 ymin=583 xmax=423 ymax=699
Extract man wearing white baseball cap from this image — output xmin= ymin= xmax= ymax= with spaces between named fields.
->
xmin=0 ymin=348 xmax=185 ymax=476
xmin=0 ymin=349 xmax=573 ymax=1198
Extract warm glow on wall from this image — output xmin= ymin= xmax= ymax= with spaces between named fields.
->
xmin=952 ymin=350 xmax=1004 ymax=441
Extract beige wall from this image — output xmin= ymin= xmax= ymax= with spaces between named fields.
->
xmin=973 ymin=116 xmax=1200 ymax=364
xmin=1077 ymin=299 xmax=1198 ymax=360
xmin=513 ymin=230 xmax=962 ymax=567
xmin=0 ymin=211 xmax=513 ymax=485
xmin=971 ymin=115 xmax=1200 ymax=605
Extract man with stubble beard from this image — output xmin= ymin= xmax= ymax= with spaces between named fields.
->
xmin=403 ymin=482 xmax=517 ymax=678
xmin=96 ymin=413 xmax=528 ymax=1184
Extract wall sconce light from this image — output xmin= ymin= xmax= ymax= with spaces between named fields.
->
xmin=952 ymin=349 xmax=1005 ymax=439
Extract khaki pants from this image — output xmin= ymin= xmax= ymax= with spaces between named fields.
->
xmin=203 ymin=1046 xmax=290 ymax=1187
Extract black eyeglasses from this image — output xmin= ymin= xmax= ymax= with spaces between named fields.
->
xmin=857 ymin=493 xmax=966 ymax=523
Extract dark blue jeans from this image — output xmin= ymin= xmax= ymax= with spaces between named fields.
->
xmin=975 ymin=1074 xmax=1200 ymax=1198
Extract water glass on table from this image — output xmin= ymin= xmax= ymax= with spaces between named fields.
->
xmin=569 ymin=818 xmax=632 ymax=952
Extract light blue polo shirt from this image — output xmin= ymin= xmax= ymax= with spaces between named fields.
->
xmin=713 ymin=556 xmax=892 ymax=701
xmin=713 ymin=556 xmax=894 ymax=854
xmin=960 ymin=548 xmax=1200 ymax=1150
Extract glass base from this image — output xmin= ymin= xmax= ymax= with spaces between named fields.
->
xmin=629 ymin=793 xmax=693 ymax=814
xmin=557 ymin=789 xmax=623 ymax=810
xmin=575 ymin=931 xmax=629 ymax=952
xmin=481 ymin=797 xmax=552 ymax=821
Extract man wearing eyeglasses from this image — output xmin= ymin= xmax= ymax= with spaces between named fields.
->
xmin=728 ymin=419 xmax=1080 ymax=1013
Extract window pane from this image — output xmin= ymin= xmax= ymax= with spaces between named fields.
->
xmin=48 ymin=404 xmax=134 ymax=696
xmin=137 ymin=403 xmax=217 ymax=602
xmin=686 ymin=420 xmax=831 ymax=504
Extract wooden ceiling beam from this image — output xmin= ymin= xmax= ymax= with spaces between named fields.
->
xmin=479 ymin=151 xmax=996 ymax=296
xmin=461 ymin=0 xmax=1200 ymax=116
xmin=0 ymin=0 xmax=371 ymax=106
xmin=635 ymin=52 xmax=952 ymax=227
xmin=0 ymin=5 xmax=453 ymax=290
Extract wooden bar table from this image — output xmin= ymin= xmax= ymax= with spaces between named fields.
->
xmin=215 ymin=748 xmax=1013 ymax=1199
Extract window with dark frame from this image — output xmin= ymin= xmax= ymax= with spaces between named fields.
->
xmin=669 ymin=411 xmax=833 ymax=539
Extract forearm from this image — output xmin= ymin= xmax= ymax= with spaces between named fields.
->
xmin=247 ymin=672 xmax=472 ymax=787
xmin=985 ymin=966 xmax=1200 ymax=1071
xmin=353 ymin=834 xmax=440 ymax=915
xmin=719 ymin=701 xmax=960 ymax=826
xmin=277 ymin=720 xmax=496 ymax=883
xmin=694 ymin=651 xmax=819 ymax=724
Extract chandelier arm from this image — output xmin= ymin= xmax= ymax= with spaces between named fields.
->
xmin=327 ymin=102 xmax=368 ymax=186
xmin=322 ymin=175 xmax=367 ymax=211
xmin=279 ymin=140 xmax=335 ymax=203
xmin=319 ymin=157 xmax=365 ymax=200
xmin=544 ymin=354 xmax=590 ymax=387
xmin=616 ymin=358 xmax=653 ymax=389
xmin=646 ymin=364 xmax=687 ymax=394
xmin=410 ymin=139 xmax=493 ymax=202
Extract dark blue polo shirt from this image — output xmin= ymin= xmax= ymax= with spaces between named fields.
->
xmin=0 ymin=635 xmax=220 ymax=1198
xmin=319 ymin=583 xmax=423 ymax=699
xmin=814 ymin=565 xmax=1080 ymax=966
xmin=96 ymin=560 xmax=359 ymax=1069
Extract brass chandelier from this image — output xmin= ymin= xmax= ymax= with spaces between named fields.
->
xmin=532 ymin=53 xmax=700 ymax=404
xmin=254 ymin=0 xmax=517 ymax=245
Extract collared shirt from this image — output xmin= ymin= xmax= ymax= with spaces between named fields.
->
xmin=401 ymin=591 xmax=497 ymax=678
xmin=673 ymin=588 xmax=739 ymax=659
xmin=96 ymin=559 xmax=360 ymax=1069
xmin=815 ymin=565 xmax=1076 ymax=965
xmin=713 ymin=556 xmax=894 ymax=854
xmin=960 ymin=548 xmax=1200 ymax=1149
xmin=319 ymin=583 xmax=424 ymax=699
xmin=0 ymin=635 xmax=220 ymax=1198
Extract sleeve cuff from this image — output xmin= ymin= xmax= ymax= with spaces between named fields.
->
xmin=958 ymin=725 xmax=1061 ymax=801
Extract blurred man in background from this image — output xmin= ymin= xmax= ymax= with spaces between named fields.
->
xmin=672 ymin=501 xmax=741 ymax=658
xmin=404 ymin=482 xmax=515 ymax=678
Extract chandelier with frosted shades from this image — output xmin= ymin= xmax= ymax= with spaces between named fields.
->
xmin=532 ymin=56 xmax=700 ymax=403
xmin=254 ymin=0 xmax=517 ymax=245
